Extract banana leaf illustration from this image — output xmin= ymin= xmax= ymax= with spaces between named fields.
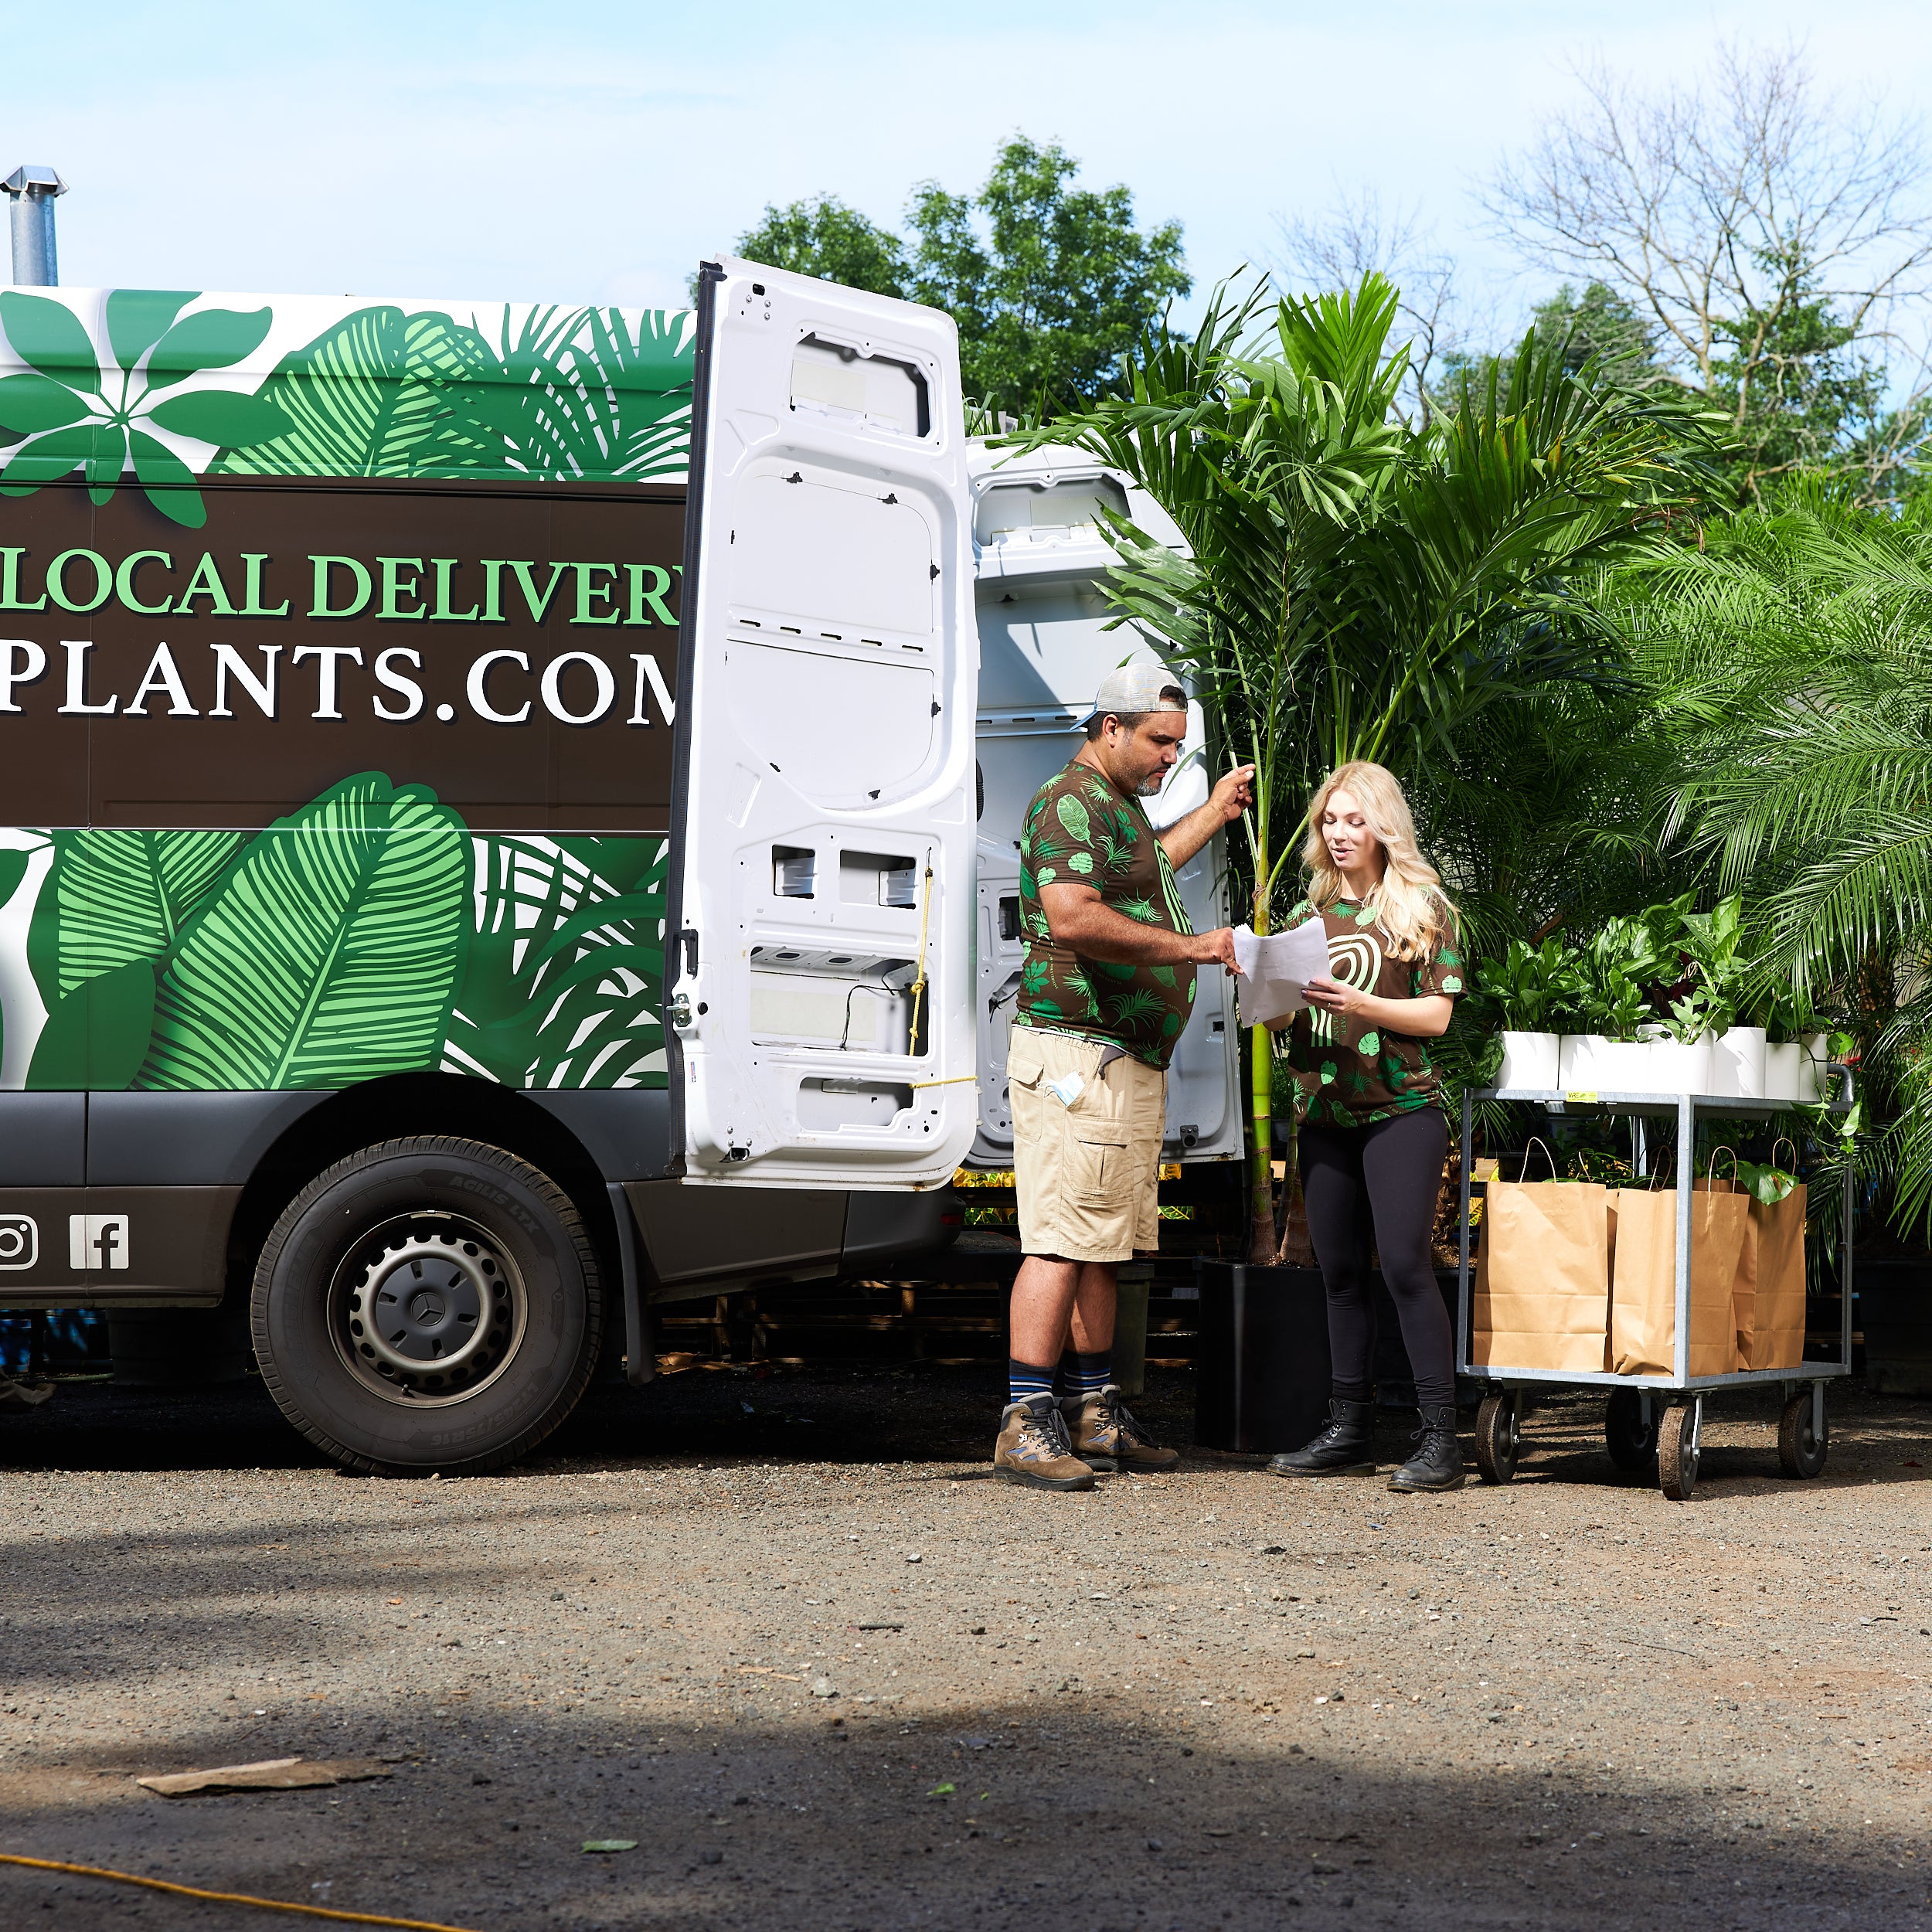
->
xmin=0 ymin=291 xmax=287 ymax=527
xmin=138 ymin=773 xmax=471 ymax=1090
xmin=28 ymin=828 xmax=243 ymax=1005
xmin=206 ymin=306 xmax=490 ymax=480
xmin=27 ymin=959 xmax=156 ymax=1091
xmin=445 ymin=835 xmax=666 ymax=1090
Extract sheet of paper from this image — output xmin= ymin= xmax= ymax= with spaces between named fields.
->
xmin=1232 ymin=918 xmax=1332 ymax=1028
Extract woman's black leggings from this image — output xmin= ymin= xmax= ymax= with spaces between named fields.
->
xmin=1298 ymin=1107 xmax=1454 ymax=1409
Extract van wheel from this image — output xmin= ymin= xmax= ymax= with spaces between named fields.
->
xmin=253 ymin=1136 xmax=601 ymax=1475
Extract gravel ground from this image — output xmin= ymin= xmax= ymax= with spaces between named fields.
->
xmin=0 ymin=1363 xmax=1928 ymax=1931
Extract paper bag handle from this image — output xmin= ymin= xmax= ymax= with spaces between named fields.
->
xmin=1771 ymin=1136 xmax=1798 ymax=1173
xmin=1706 ymin=1145 xmax=1740 ymax=1185
xmin=1516 ymin=1137 xmax=1559 ymax=1183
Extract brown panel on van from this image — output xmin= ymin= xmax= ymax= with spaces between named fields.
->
xmin=0 ymin=478 xmax=685 ymax=831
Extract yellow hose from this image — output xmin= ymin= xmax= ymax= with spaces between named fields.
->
xmin=0 ymin=1852 xmax=481 ymax=1931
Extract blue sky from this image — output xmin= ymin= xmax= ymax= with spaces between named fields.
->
xmin=11 ymin=0 xmax=1932 ymax=338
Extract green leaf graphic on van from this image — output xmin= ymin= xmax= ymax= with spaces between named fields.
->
xmin=27 ymin=959 xmax=157 ymax=1091
xmin=0 ymin=291 xmax=287 ymax=527
xmin=139 ymin=773 xmax=471 ymax=1090
xmin=447 ymin=835 xmax=667 ymax=1090
xmin=211 ymin=303 xmax=693 ymax=485
xmin=29 ymin=828 xmax=244 ymax=1005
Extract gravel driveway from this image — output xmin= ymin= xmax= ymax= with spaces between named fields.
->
xmin=0 ymin=1364 xmax=1927 ymax=1930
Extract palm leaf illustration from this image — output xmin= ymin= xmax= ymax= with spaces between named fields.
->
xmin=445 ymin=835 xmax=667 ymax=1090
xmin=138 ymin=773 xmax=471 ymax=1090
xmin=1056 ymin=793 xmax=1093 ymax=846
xmin=29 ymin=828 xmax=243 ymax=1003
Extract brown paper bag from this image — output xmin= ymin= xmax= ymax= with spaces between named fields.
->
xmin=1737 ymin=1182 xmax=1808 ymax=1371
xmin=1472 ymin=1141 xmax=1611 ymax=1372
xmin=1609 ymin=1183 xmax=1750 ymax=1376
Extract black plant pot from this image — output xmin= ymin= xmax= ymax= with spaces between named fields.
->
xmin=1193 ymin=1263 xmax=1332 ymax=1455
xmin=1857 ymin=1264 xmax=1932 ymax=1397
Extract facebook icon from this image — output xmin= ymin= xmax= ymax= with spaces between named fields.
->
xmin=68 ymin=1215 xmax=131 ymax=1271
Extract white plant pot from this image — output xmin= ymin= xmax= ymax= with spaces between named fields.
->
xmin=1559 ymin=1034 xmax=1709 ymax=1094
xmin=1498 ymin=1030 xmax=1560 ymax=1090
xmin=1709 ymin=1025 xmax=1767 ymax=1100
xmin=1764 ymin=1041 xmax=1802 ymax=1104
xmin=1798 ymin=1032 xmax=1832 ymax=1104
xmin=1631 ymin=1033 xmax=1713 ymax=1096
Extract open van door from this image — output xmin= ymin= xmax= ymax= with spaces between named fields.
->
xmin=665 ymin=260 xmax=978 ymax=1190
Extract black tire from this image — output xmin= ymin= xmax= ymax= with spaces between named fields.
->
xmin=1658 ymin=1401 xmax=1699 ymax=1501
xmin=252 ymin=1136 xmax=602 ymax=1475
xmin=1475 ymin=1393 xmax=1519 ymax=1485
xmin=1778 ymin=1388 xmax=1829 ymax=1478
xmin=1605 ymin=1387 xmax=1660 ymax=1473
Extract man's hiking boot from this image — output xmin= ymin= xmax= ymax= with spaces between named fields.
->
xmin=993 ymin=1394 xmax=1096 ymax=1492
xmin=1063 ymin=1385 xmax=1179 ymax=1474
xmin=1267 ymin=1397 xmax=1378 ymax=1477
xmin=1388 ymin=1405 xmax=1466 ymax=1493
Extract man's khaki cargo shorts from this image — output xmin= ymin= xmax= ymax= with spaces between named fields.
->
xmin=1009 ymin=1027 xmax=1165 ymax=1263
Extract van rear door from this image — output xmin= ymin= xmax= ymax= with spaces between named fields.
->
xmin=665 ymin=260 xmax=978 ymax=1189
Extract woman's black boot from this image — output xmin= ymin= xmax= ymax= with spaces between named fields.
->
xmin=1267 ymin=1397 xmax=1377 ymax=1477
xmin=1389 ymin=1404 xmax=1465 ymax=1492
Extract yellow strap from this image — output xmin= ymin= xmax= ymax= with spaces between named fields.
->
xmin=0 ymin=1851 xmax=481 ymax=1931
xmin=910 ymin=1074 xmax=976 ymax=1090
xmin=906 ymin=865 xmax=935 ymax=1050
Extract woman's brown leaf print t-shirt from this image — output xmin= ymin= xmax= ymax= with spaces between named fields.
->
xmin=1282 ymin=896 xmax=1464 ymax=1127
xmin=1015 ymin=759 xmax=1196 ymax=1070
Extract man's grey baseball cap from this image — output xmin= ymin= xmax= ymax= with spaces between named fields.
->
xmin=1085 ymin=663 xmax=1189 ymax=723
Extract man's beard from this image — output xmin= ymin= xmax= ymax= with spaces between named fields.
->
xmin=1135 ymin=773 xmax=1166 ymax=797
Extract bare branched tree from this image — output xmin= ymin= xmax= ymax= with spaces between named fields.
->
xmin=1482 ymin=40 xmax=1932 ymax=433
xmin=1273 ymin=189 xmax=1482 ymax=427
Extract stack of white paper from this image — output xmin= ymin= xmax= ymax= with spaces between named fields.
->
xmin=1231 ymin=919 xmax=1332 ymax=1028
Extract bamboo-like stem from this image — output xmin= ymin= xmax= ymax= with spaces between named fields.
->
xmin=1246 ymin=834 xmax=1277 ymax=1265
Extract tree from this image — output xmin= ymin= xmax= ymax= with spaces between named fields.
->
xmin=1008 ymin=274 xmax=1717 ymax=1260
xmin=1483 ymin=41 xmax=1932 ymax=504
xmin=721 ymin=137 xmax=1189 ymax=419
xmin=906 ymin=137 xmax=1189 ymax=417
xmin=712 ymin=196 xmax=906 ymax=301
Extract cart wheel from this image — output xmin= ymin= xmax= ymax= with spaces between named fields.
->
xmin=1657 ymin=1403 xmax=1699 ymax=1502
xmin=1475 ymin=1393 xmax=1519 ymax=1485
xmin=1777 ymin=1388 xmax=1829 ymax=1478
xmin=1604 ymin=1388 xmax=1658 ymax=1473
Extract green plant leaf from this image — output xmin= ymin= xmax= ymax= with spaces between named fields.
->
xmin=145 ymin=388 xmax=294 ymax=448
xmin=29 ymin=828 xmax=245 ymax=1005
xmin=206 ymin=305 xmax=483 ymax=479
xmin=0 ymin=422 xmax=117 ymax=492
xmin=0 ymin=372 xmax=90 ymax=434
xmin=141 ymin=772 xmax=471 ymax=1090
xmin=26 ymin=960 xmax=158 ymax=1090
xmin=0 ymin=291 xmax=100 ymax=394
xmin=105 ymin=291 xmax=198 ymax=372
xmin=143 ymin=305 xmax=274 ymax=391
xmin=127 ymin=429 xmax=206 ymax=529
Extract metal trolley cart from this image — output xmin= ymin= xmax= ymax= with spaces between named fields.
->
xmin=1455 ymin=1073 xmax=1856 ymax=1502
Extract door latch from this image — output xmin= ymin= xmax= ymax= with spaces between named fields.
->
xmin=670 ymin=993 xmax=693 ymax=1029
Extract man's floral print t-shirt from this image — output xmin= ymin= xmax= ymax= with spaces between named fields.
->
xmin=1015 ymin=758 xmax=1196 ymax=1070
xmin=1281 ymin=896 xmax=1464 ymax=1127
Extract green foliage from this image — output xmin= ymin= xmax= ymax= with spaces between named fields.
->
xmin=1474 ymin=937 xmax=1584 ymax=1032
xmin=447 ymin=835 xmax=668 ymax=1091
xmin=211 ymin=304 xmax=692 ymax=485
xmin=714 ymin=196 xmax=907 ymax=300
xmin=0 ymin=291 xmax=286 ymax=526
xmin=27 ymin=961 xmax=157 ymax=1091
xmin=726 ymin=136 xmax=1189 ymax=419
xmin=141 ymin=774 xmax=471 ymax=1091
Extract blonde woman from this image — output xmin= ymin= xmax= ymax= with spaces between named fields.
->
xmin=1267 ymin=761 xmax=1467 ymax=1493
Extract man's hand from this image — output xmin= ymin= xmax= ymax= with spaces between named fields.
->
xmin=1192 ymin=926 xmax=1240 ymax=970
xmin=1209 ymin=764 xmax=1255 ymax=825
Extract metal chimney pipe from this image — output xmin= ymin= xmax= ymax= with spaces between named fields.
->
xmin=2 ymin=167 xmax=66 ymax=284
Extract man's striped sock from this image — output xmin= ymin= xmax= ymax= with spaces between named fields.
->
xmin=1008 ymin=1359 xmax=1056 ymax=1408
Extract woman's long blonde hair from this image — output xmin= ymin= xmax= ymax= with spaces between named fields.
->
xmin=1299 ymin=760 xmax=1454 ymax=961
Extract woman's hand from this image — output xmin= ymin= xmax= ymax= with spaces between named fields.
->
xmin=1303 ymin=975 xmax=1366 ymax=1017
